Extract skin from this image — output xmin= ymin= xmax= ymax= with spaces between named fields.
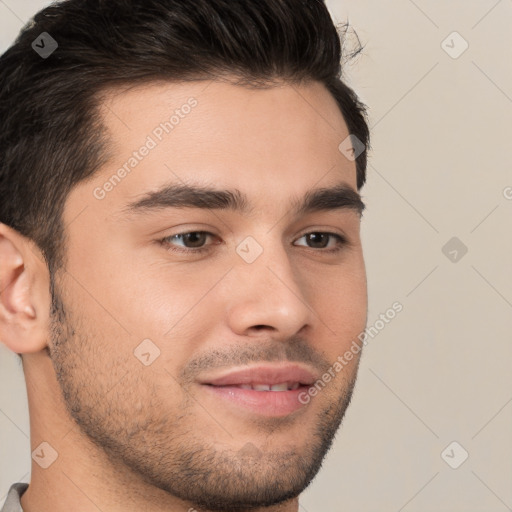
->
xmin=0 ymin=78 xmax=367 ymax=512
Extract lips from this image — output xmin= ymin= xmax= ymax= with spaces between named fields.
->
xmin=198 ymin=364 xmax=318 ymax=416
xmin=199 ymin=364 xmax=317 ymax=389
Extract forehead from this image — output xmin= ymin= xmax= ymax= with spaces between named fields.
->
xmin=65 ymin=79 xmax=358 ymax=223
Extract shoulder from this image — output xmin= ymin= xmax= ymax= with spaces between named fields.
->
xmin=1 ymin=483 xmax=29 ymax=512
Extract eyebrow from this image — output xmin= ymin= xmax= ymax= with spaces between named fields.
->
xmin=119 ymin=182 xmax=365 ymax=218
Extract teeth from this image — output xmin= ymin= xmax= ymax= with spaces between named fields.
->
xmin=253 ymin=384 xmax=271 ymax=391
xmin=234 ymin=382 xmax=299 ymax=391
xmin=270 ymin=383 xmax=289 ymax=392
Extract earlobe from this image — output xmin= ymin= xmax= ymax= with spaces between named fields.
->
xmin=0 ymin=222 xmax=50 ymax=354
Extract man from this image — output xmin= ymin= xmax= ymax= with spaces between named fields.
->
xmin=0 ymin=0 xmax=370 ymax=510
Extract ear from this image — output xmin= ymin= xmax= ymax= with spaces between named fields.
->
xmin=0 ymin=222 xmax=51 ymax=354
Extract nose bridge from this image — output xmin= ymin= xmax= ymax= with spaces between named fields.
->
xmin=224 ymin=234 xmax=314 ymax=336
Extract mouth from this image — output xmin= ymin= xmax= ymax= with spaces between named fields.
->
xmin=198 ymin=364 xmax=317 ymax=417
xmin=206 ymin=382 xmax=302 ymax=391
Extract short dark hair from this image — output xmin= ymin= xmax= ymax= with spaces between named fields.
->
xmin=0 ymin=0 xmax=370 ymax=286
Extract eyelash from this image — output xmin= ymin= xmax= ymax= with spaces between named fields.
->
xmin=157 ymin=230 xmax=348 ymax=255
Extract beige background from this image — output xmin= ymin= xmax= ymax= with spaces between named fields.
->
xmin=1 ymin=1 xmax=511 ymax=510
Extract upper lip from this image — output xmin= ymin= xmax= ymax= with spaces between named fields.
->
xmin=198 ymin=364 xmax=318 ymax=387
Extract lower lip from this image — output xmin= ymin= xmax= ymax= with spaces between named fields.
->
xmin=201 ymin=385 xmax=311 ymax=417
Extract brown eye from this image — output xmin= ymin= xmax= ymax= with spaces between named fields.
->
xmin=174 ymin=232 xmax=209 ymax=248
xmin=305 ymin=233 xmax=329 ymax=248
xmin=159 ymin=231 xmax=217 ymax=254
xmin=294 ymin=232 xmax=347 ymax=251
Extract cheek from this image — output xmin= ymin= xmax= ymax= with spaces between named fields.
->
xmin=97 ymin=259 xmax=226 ymax=362
xmin=307 ymin=258 xmax=368 ymax=347
xmin=310 ymin=256 xmax=367 ymax=311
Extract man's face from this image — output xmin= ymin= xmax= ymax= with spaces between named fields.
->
xmin=50 ymin=79 xmax=367 ymax=510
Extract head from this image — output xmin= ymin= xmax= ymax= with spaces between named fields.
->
xmin=0 ymin=0 xmax=370 ymax=510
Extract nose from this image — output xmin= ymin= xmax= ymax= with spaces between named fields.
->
xmin=224 ymin=241 xmax=314 ymax=339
